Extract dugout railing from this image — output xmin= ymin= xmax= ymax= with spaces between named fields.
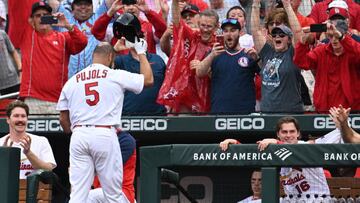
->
xmin=139 ymin=144 xmax=360 ymax=203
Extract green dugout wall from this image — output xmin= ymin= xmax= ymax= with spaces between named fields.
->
xmin=140 ymin=144 xmax=360 ymax=203
xmin=0 ymin=147 xmax=20 ymax=203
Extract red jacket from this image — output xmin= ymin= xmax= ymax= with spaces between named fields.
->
xmin=309 ymin=0 xmax=360 ymax=31
xmin=91 ymin=10 xmax=167 ymax=54
xmin=9 ymin=0 xmax=87 ymax=102
xmin=157 ymin=20 xmax=213 ymax=112
xmin=293 ymin=36 xmax=360 ymax=112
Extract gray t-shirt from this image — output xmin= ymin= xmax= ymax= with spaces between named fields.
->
xmin=0 ymin=30 xmax=19 ymax=90
xmin=259 ymin=43 xmax=303 ymax=113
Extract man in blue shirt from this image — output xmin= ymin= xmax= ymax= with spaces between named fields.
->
xmin=192 ymin=18 xmax=260 ymax=114
xmin=114 ymin=39 xmax=166 ymax=115
xmin=49 ymin=0 xmax=114 ymax=78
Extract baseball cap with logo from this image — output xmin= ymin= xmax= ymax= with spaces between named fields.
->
xmin=221 ymin=18 xmax=241 ymax=30
xmin=271 ymin=25 xmax=293 ymax=37
xmin=31 ymin=1 xmax=52 ymax=16
xmin=181 ymin=4 xmax=200 ymax=16
xmin=327 ymin=0 xmax=349 ymax=19
xmin=328 ymin=7 xmax=349 ymax=20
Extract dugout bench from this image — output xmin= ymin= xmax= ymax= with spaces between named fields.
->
xmin=140 ymin=144 xmax=360 ymax=203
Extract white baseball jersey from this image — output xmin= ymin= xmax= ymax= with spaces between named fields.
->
xmin=56 ymin=63 xmax=144 ymax=128
xmin=57 ymin=63 xmax=143 ymax=203
xmin=0 ymin=134 xmax=57 ymax=179
xmin=238 ymin=196 xmax=261 ymax=203
xmin=315 ymin=128 xmax=344 ymax=144
xmin=280 ymin=142 xmax=330 ymax=196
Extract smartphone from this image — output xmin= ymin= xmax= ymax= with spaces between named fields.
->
xmin=310 ymin=24 xmax=327 ymax=33
xmin=216 ymin=35 xmax=224 ymax=47
xmin=40 ymin=15 xmax=58 ymax=25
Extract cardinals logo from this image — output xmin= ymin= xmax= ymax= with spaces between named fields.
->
xmin=238 ymin=57 xmax=249 ymax=67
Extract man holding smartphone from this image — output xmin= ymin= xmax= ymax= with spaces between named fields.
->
xmin=191 ymin=19 xmax=260 ymax=114
xmin=294 ymin=16 xmax=360 ymax=112
xmin=7 ymin=1 xmax=88 ymax=115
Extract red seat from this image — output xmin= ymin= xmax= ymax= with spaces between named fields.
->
xmin=0 ymin=99 xmax=16 ymax=117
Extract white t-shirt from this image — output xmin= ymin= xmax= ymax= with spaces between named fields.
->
xmin=0 ymin=134 xmax=57 ymax=179
xmin=57 ymin=63 xmax=144 ymax=129
xmin=239 ymin=34 xmax=254 ymax=49
xmin=238 ymin=196 xmax=261 ymax=203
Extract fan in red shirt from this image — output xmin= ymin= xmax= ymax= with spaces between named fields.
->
xmin=294 ymin=10 xmax=360 ymax=112
xmin=8 ymin=1 xmax=87 ymax=114
xmin=91 ymin=0 xmax=166 ymax=55
xmin=157 ymin=0 xmax=218 ymax=113
xmin=310 ymin=0 xmax=360 ymax=33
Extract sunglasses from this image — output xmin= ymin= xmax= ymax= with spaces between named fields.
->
xmin=271 ymin=33 xmax=286 ymax=38
xmin=222 ymin=18 xmax=238 ymax=25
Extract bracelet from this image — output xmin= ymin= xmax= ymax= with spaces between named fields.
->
xmin=18 ymin=69 xmax=22 ymax=73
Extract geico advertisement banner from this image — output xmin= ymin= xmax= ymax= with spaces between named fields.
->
xmin=169 ymin=144 xmax=360 ymax=167
xmin=0 ymin=115 xmax=358 ymax=133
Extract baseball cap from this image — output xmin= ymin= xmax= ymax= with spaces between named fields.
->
xmin=328 ymin=7 xmax=349 ymax=19
xmin=271 ymin=25 xmax=293 ymax=37
xmin=122 ymin=0 xmax=137 ymax=5
xmin=181 ymin=4 xmax=200 ymax=16
xmin=72 ymin=0 xmax=92 ymax=5
xmin=328 ymin=0 xmax=348 ymax=10
xmin=221 ymin=18 xmax=241 ymax=30
xmin=31 ymin=1 xmax=52 ymax=16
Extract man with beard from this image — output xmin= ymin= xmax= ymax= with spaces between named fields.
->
xmin=192 ymin=18 xmax=259 ymax=114
xmin=0 ymin=100 xmax=56 ymax=179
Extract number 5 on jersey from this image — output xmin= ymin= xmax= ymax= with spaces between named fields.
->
xmin=85 ymin=82 xmax=99 ymax=106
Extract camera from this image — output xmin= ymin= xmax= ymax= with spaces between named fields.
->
xmin=40 ymin=15 xmax=58 ymax=25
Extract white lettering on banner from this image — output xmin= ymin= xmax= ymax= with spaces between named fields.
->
xmin=121 ymin=119 xmax=167 ymax=131
xmin=215 ymin=118 xmax=265 ymax=130
xmin=193 ymin=152 xmax=272 ymax=161
xmin=27 ymin=120 xmax=62 ymax=132
xmin=324 ymin=153 xmax=360 ymax=160
xmin=314 ymin=117 xmax=360 ymax=129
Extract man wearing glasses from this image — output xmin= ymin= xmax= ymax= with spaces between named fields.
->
xmin=192 ymin=18 xmax=260 ymax=114
xmin=7 ymin=1 xmax=87 ymax=114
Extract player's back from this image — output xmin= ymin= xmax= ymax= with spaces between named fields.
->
xmin=62 ymin=63 xmax=144 ymax=126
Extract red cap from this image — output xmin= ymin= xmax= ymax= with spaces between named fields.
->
xmin=328 ymin=7 xmax=349 ymax=19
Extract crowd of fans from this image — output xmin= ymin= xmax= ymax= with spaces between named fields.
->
xmin=0 ymin=0 xmax=359 ymax=116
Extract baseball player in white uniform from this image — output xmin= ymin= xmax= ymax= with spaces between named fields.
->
xmin=57 ymin=40 xmax=153 ymax=203
xmin=256 ymin=117 xmax=331 ymax=202
xmin=0 ymin=100 xmax=57 ymax=179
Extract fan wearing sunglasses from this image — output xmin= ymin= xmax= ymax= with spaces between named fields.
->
xmin=250 ymin=0 xmax=304 ymax=113
xmin=190 ymin=18 xmax=260 ymax=114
